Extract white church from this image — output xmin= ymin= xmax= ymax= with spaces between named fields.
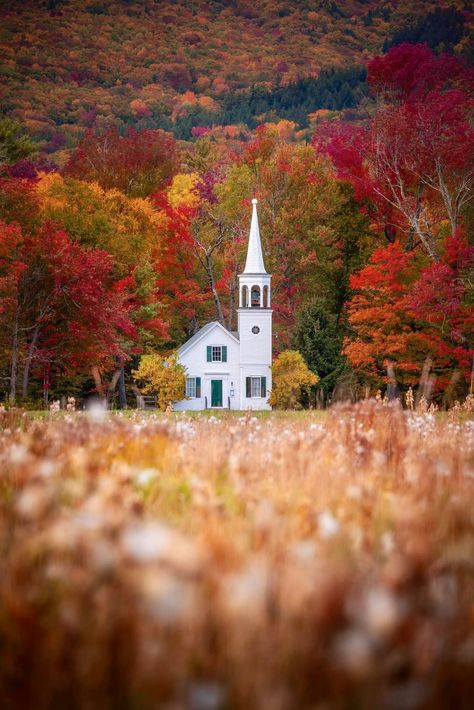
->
xmin=174 ymin=199 xmax=272 ymax=411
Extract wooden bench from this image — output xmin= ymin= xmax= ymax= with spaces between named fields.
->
xmin=136 ymin=395 xmax=157 ymax=410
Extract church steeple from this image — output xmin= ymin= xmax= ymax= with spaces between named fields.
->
xmin=237 ymin=196 xmax=272 ymax=409
xmin=238 ymin=198 xmax=271 ymax=310
xmin=243 ymin=198 xmax=267 ymax=274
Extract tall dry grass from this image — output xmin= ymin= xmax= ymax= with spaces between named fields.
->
xmin=1 ymin=402 xmax=474 ymax=709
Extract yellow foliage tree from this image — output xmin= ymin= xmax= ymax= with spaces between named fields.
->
xmin=132 ymin=353 xmax=186 ymax=411
xmin=167 ymin=173 xmax=199 ymax=209
xmin=269 ymin=350 xmax=318 ymax=410
xmin=36 ymin=172 xmax=164 ymax=274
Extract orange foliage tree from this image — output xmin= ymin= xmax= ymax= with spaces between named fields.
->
xmin=344 ymin=237 xmax=474 ymax=391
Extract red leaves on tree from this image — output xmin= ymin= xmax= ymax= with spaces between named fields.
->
xmin=38 ymin=224 xmax=136 ymax=369
xmin=315 ymin=45 xmax=474 ymax=262
xmin=313 ymin=122 xmax=373 ymax=204
xmin=368 ymin=43 xmax=471 ymax=101
xmin=409 ymin=234 xmax=474 ymax=377
xmin=345 ymin=237 xmax=474 ymax=388
xmin=344 ymin=242 xmax=420 ymax=382
xmin=0 ymin=176 xmax=40 ymax=231
xmin=241 ymin=125 xmax=281 ymax=168
xmin=152 ymin=192 xmax=207 ymax=330
xmin=64 ymin=126 xmax=180 ymax=196
xmin=0 ymin=219 xmax=137 ymax=383
xmin=0 ymin=221 xmax=27 ymax=315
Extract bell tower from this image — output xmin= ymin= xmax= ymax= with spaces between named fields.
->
xmin=238 ymin=198 xmax=272 ymax=409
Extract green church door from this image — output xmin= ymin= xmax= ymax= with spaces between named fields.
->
xmin=211 ymin=380 xmax=223 ymax=408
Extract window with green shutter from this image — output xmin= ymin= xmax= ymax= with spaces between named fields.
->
xmin=246 ymin=376 xmax=266 ymax=398
xmin=208 ymin=345 xmax=226 ymax=362
xmin=186 ymin=377 xmax=202 ymax=398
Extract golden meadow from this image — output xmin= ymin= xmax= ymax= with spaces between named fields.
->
xmin=1 ymin=401 xmax=474 ymax=709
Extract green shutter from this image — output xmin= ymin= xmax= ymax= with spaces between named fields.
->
xmin=222 ymin=345 xmax=227 ymax=362
xmin=196 ymin=377 xmax=201 ymax=398
xmin=246 ymin=377 xmax=251 ymax=398
xmin=207 ymin=346 xmax=212 ymax=362
xmin=261 ymin=377 xmax=266 ymax=398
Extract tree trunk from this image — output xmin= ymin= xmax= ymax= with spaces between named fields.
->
xmin=106 ymin=368 xmax=121 ymax=408
xmin=204 ymin=253 xmax=225 ymax=324
xmin=21 ymin=324 xmax=40 ymax=398
xmin=404 ymin=226 xmax=416 ymax=253
xmin=419 ymin=231 xmax=439 ymax=262
xmin=118 ymin=365 xmax=127 ymax=408
xmin=43 ymin=377 xmax=49 ymax=408
xmin=105 ymin=357 xmax=127 ymax=408
xmin=9 ymin=309 xmax=19 ymax=404
xmin=227 ymin=271 xmax=238 ymax=332
xmin=228 ymin=285 xmax=234 ymax=331
xmin=91 ymin=366 xmax=106 ymax=401
xmin=106 ymin=357 xmax=128 ymax=408
xmin=189 ymin=316 xmax=198 ymax=336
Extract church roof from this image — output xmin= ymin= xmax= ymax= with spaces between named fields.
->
xmin=178 ymin=321 xmax=239 ymax=357
xmin=243 ymin=198 xmax=268 ymax=275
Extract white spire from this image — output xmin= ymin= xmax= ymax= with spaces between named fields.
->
xmin=243 ymin=198 xmax=267 ymax=274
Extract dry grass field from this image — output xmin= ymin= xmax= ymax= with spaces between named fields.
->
xmin=1 ymin=401 xmax=474 ymax=709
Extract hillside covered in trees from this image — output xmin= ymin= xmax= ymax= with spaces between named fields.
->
xmin=0 ymin=0 xmax=473 ymax=407
xmin=1 ymin=0 xmax=472 ymax=153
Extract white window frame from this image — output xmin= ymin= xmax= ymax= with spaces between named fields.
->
xmin=212 ymin=345 xmax=222 ymax=362
xmin=186 ymin=377 xmax=196 ymax=398
xmin=250 ymin=376 xmax=262 ymax=398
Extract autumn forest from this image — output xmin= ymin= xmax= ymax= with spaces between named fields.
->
xmin=3 ymin=4 xmax=474 ymax=709
xmin=1 ymin=0 xmax=473 ymax=407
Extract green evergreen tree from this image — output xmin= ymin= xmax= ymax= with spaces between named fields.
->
xmin=0 ymin=118 xmax=36 ymax=169
xmin=294 ymin=299 xmax=347 ymax=401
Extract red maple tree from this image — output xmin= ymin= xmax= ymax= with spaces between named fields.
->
xmin=344 ymin=236 xmax=474 ymax=389
xmin=315 ymin=45 xmax=474 ymax=261
xmin=0 ymin=219 xmax=137 ymax=401
xmin=65 ymin=126 xmax=180 ymax=197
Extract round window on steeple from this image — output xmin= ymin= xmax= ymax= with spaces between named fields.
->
xmin=252 ymin=326 xmax=260 ymax=334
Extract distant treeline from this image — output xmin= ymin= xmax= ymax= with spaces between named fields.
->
xmin=172 ymin=66 xmax=368 ymax=139
xmin=171 ymin=5 xmax=472 ymax=139
xmin=384 ymin=5 xmax=468 ymax=54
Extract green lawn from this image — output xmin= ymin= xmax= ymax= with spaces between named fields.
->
xmin=21 ymin=408 xmax=328 ymax=421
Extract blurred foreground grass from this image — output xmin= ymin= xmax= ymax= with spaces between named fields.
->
xmin=1 ymin=402 xmax=474 ymax=709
